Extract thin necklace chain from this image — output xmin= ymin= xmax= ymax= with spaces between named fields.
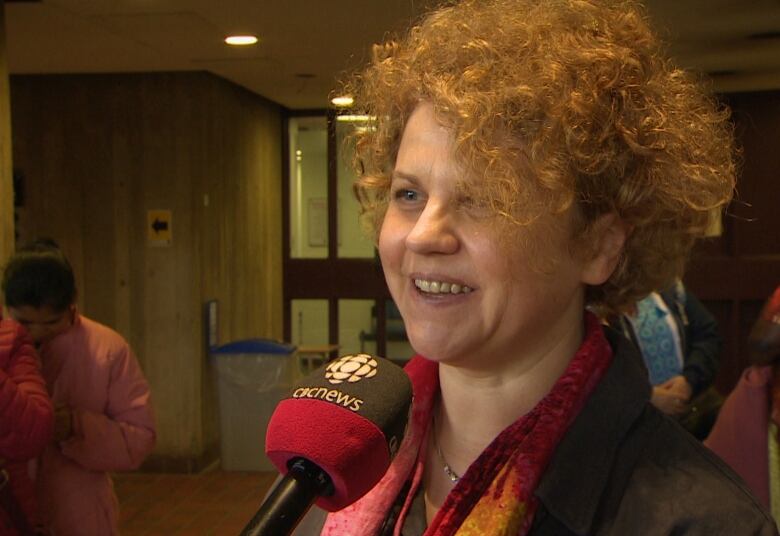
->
xmin=432 ymin=412 xmax=460 ymax=484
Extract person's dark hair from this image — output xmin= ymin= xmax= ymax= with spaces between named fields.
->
xmin=2 ymin=239 xmax=76 ymax=312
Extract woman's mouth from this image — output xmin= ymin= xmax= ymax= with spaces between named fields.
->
xmin=413 ymin=278 xmax=473 ymax=295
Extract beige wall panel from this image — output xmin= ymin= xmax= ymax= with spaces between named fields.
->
xmin=10 ymin=72 xmax=283 ymax=470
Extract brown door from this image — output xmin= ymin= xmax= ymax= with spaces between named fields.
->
xmin=687 ymin=91 xmax=780 ymax=394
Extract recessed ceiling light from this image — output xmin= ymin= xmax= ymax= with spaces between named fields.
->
xmin=331 ymin=96 xmax=354 ymax=107
xmin=225 ymin=35 xmax=258 ymax=46
xmin=336 ymin=114 xmax=375 ymax=122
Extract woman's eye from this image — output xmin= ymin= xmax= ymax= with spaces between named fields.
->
xmin=394 ymin=189 xmax=419 ymax=202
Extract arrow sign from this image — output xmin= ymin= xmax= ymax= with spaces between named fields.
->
xmin=147 ymin=210 xmax=173 ymax=246
xmin=152 ymin=218 xmax=168 ymax=234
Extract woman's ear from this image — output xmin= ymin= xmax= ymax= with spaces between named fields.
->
xmin=580 ymin=212 xmax=630 ymax=286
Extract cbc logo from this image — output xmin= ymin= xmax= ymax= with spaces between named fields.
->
xmin=325 ymin=354 xmax=378 ymax=384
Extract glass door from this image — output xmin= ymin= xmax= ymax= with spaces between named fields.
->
xmin=283 ymin=111 xmax=410 ymax=364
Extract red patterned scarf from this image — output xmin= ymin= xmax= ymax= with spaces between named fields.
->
xmin=321 ymin=312 xmax=613 ymax=536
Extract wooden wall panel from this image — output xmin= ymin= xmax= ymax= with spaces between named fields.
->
xmin=0 ymin=5 xmax=14 ymax=264
xmin=195 ymin=76 xmax=284 ymax=463
xmin=10 ymin=72 xmax=283 ymax=471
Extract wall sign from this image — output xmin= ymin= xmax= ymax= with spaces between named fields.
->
xmin=147 ymin=209 xmax=173 ymax=247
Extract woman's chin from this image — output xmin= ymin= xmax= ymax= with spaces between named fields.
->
xmin=406 ymin=334 xmax=467 ymax=364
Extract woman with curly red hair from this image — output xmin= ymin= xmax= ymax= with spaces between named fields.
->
xmin=303 ymin=0 xmax=775 ymax=534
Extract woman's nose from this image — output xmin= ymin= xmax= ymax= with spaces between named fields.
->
xmin=405 ymin=202 xmax=459 ymax=255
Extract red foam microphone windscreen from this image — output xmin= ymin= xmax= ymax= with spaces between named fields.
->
xmin=265 ymin=354 xmax=412 ymax=511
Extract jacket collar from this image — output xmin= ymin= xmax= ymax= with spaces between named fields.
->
xmin=534 ymin=326 xmax=651 ymax=535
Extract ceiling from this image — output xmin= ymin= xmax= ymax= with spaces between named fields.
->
xmin=4 ymin=0 xmax=780 ymax=110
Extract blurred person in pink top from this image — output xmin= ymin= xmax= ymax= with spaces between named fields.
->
xmin=2 ymin=239 xmax=156 ymax=536
xmin=706 ymin=286 xmax=780 ymax=516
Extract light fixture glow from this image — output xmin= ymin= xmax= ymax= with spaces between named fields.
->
xmin=331 ymin=96 xmax=354 ymax=107
xmin=336 ymin=114 xmax=375 ymax=122
xmin=225 ymin=35 xmax=258 ymax=46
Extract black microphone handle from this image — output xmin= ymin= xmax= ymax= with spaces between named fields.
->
xmin=240 ymin=457 xmax=334 ymax=536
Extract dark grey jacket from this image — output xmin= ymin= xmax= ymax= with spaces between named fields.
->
xmin=295 ymin=327 xmax=777 ymax=535
xmin=530 ymin=328 xmax=776 ymax=535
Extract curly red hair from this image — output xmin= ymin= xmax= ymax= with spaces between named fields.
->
xmin=345 ymin=0 xmax=736 ymax=313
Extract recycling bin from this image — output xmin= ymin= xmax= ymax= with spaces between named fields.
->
xmin=211 ymin=339 xmax=297 ymax=471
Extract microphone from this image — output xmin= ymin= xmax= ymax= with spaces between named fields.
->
xmin=240 ymin=353 xmax=413 ymax=536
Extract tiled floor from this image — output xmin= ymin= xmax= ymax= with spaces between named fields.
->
xmin=114 ymin=470 xmax=276 ymax=536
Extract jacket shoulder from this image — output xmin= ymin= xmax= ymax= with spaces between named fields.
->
xmin=603 ymin=408 xmax=777 ymax=535
xmin=73 ymin=315 xmax=132 ymax=354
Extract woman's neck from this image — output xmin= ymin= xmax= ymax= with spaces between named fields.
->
xmin=422 ymin=308 xmax=587 ymax=524
xmin=440 ymin=313 xmax=584 ymax=448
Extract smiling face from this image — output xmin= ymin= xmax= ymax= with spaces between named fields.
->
xmin=379 ymin=103 xmax=601 ymax=370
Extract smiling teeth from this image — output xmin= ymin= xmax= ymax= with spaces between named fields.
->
xmin=415 ymin=279 xmax=472 ymax=295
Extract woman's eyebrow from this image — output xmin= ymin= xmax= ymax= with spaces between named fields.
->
xmin=391 ymin=170 xmax=420 ymax=184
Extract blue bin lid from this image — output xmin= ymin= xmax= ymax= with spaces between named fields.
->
xmin=211 ymin=338 xmax=296 ymax=355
